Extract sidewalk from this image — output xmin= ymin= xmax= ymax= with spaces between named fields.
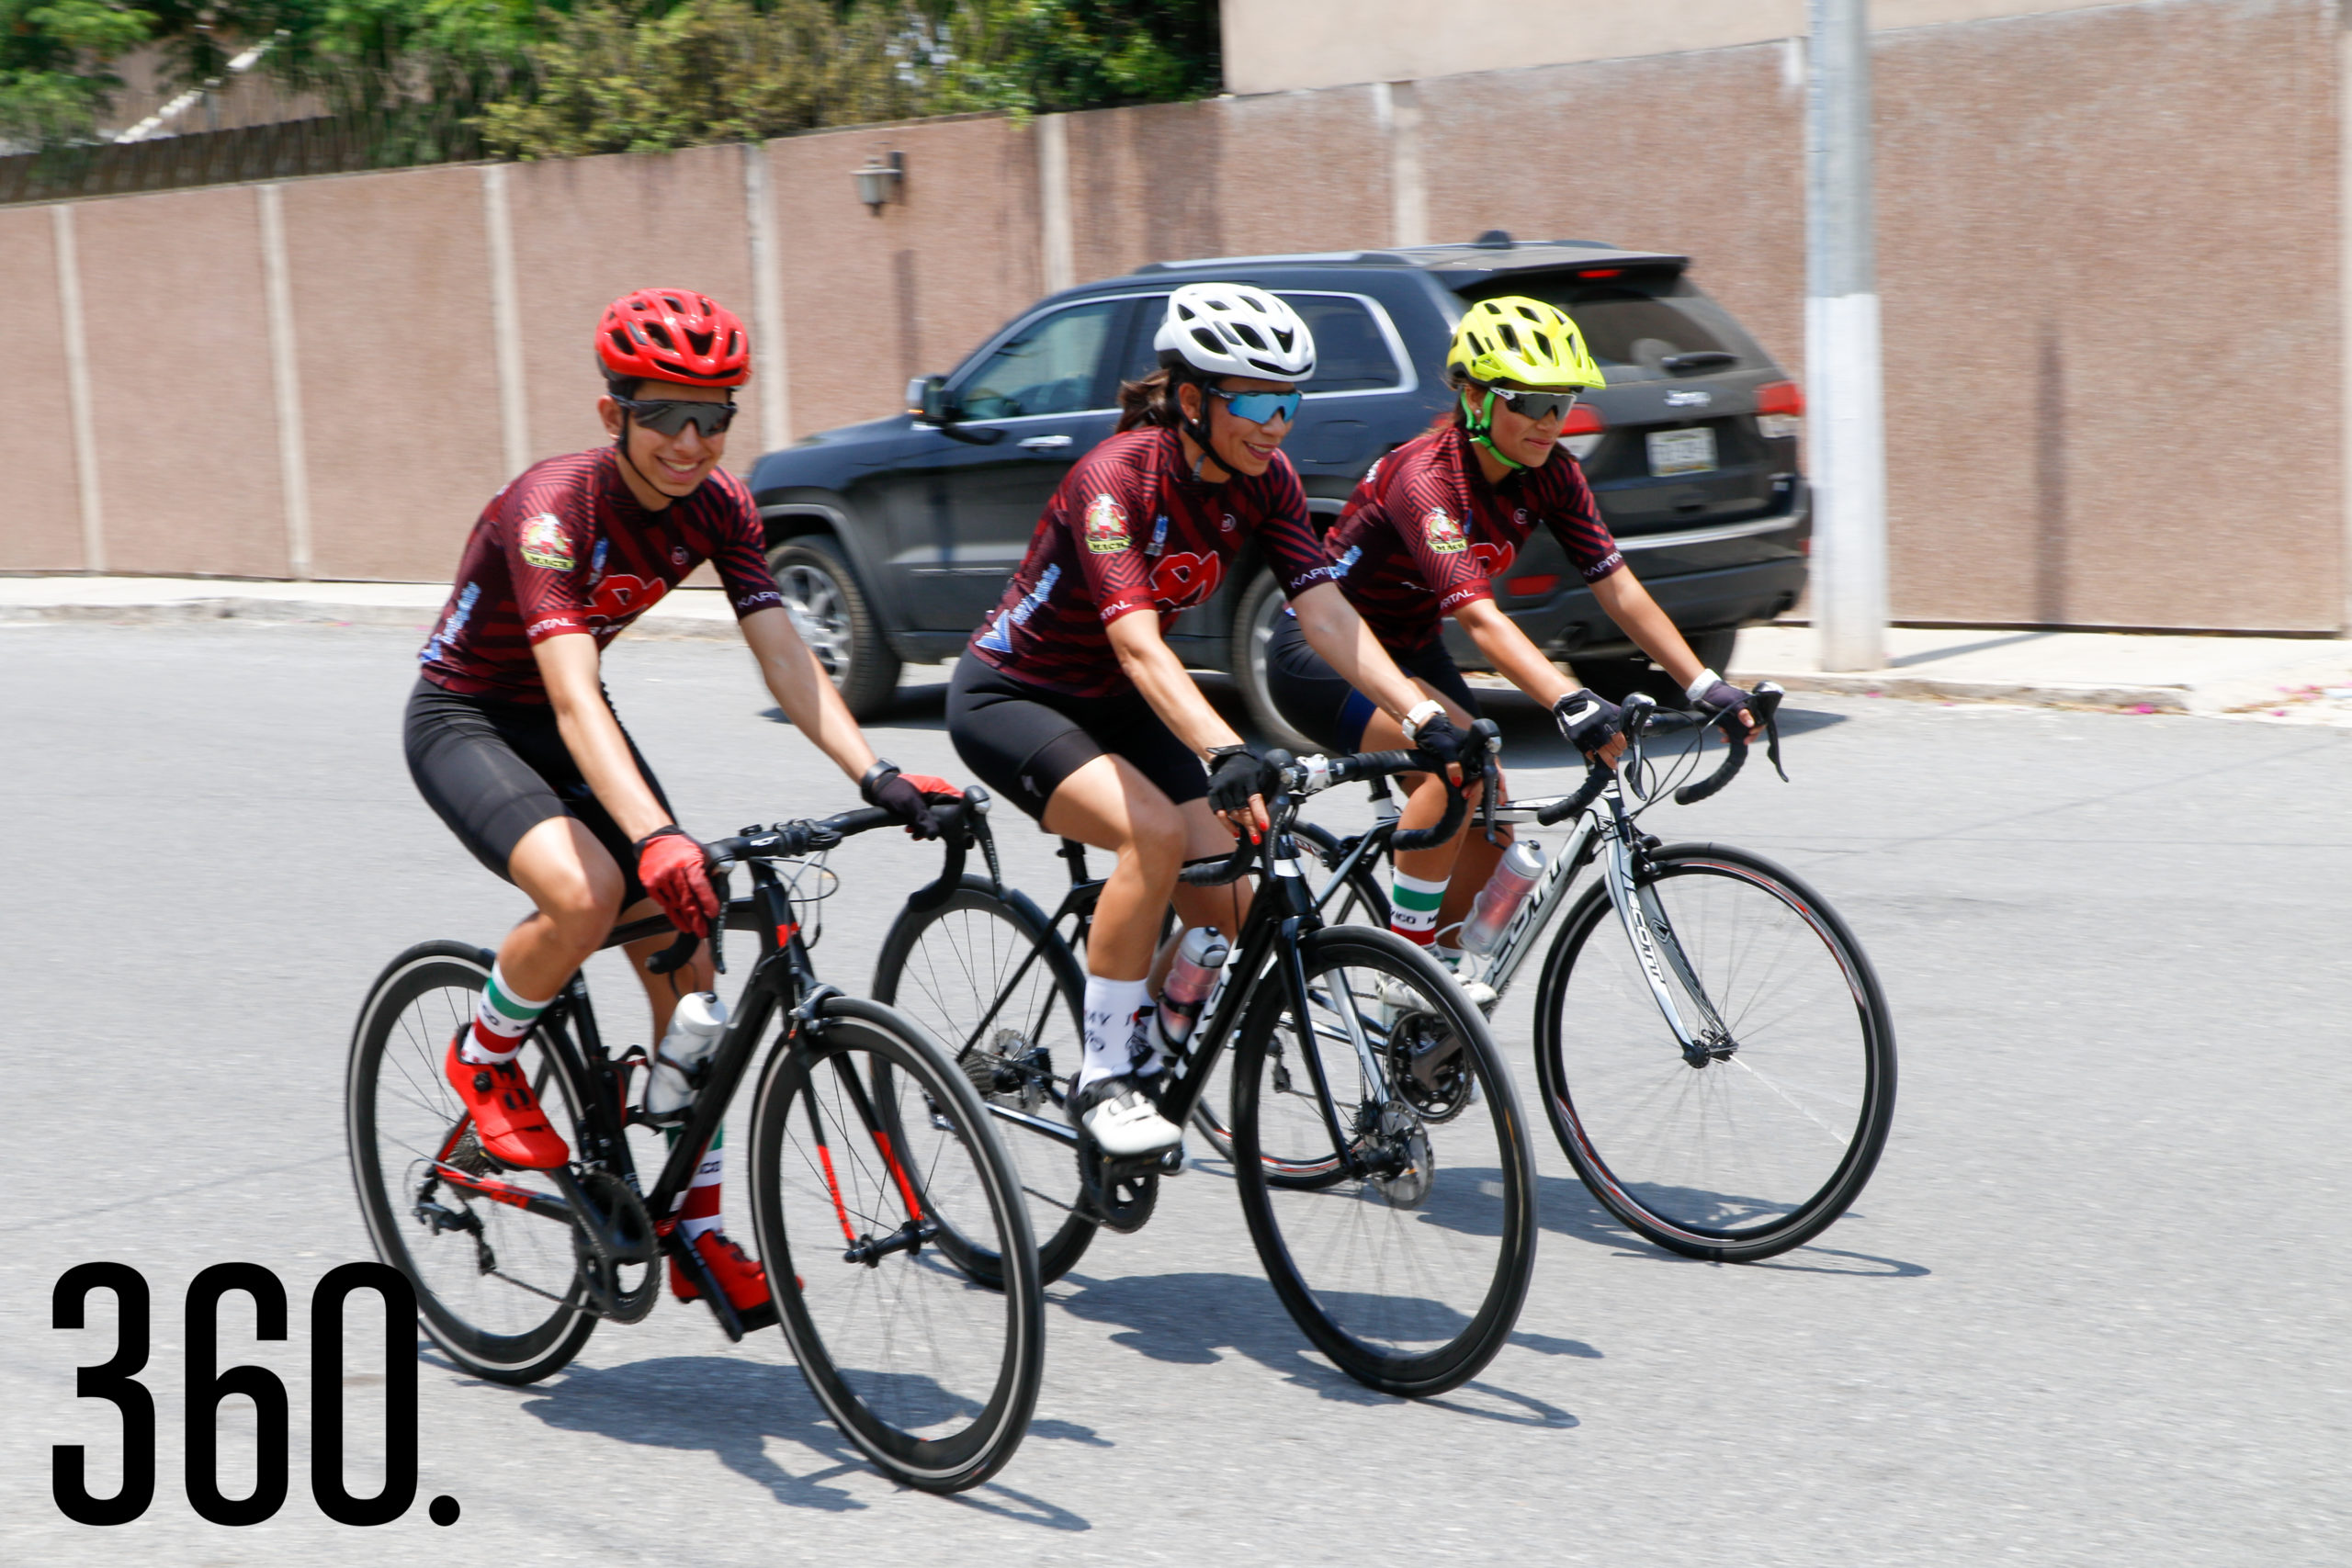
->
xmin=7 ymin=577 xmax=2352 ymax=722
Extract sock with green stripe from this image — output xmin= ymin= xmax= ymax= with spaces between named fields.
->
xmin=462 ymin=962 xmax=554 ymax=1066
xmin=1389 ymin=871 xmax=1450 ymax=947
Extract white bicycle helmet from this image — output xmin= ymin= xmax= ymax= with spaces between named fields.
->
xmin=1154 ymin=283 xmax=1317 ymax=382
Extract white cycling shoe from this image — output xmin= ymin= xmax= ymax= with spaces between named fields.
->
xmin=1069 ymin=1075 xmax=1182 ymax=1157
xmin=1380 ymin=962 xmax=1496 ymax=1011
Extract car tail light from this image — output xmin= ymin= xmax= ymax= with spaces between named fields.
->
xmin=1757 ymin=379 xmax=1804 ymax=441
xmin=1577 ymin=268 xmax=1623 ymax=279
xmin=1558 ymin=401 xmax=1605 ymax=461
xmin=1505 ymin=573 xmax=1560 ymax=599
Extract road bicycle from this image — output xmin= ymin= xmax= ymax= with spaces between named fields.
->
xmin=873 ymin=728 xmax=1537 ymax=1399
xmin=1207 ymin=685 xmax=1898 ymax=1263
xmin=346 ymin=795 xmax=1044 ymax=1493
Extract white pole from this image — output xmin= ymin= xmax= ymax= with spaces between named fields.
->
xmin=257 ymin=184 xmax=314 ymax=581
xmin=1806 ymin=0 xmax=1888 ymax=671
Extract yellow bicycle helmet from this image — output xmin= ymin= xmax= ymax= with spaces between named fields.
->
xmin=1446 ymin=297 xmax=1604 ymax=390
xmin=1448 ymin=297 xmax=1604 ymax=470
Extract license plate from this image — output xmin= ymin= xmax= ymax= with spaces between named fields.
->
xmin=1646 ymin=427 xmax=1717 ymax=477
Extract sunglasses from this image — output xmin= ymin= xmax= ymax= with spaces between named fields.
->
xmin=616 ymin=397 xmax=739 ymax=437
xmin=1207 ymin=386 xmax=1303 ymax=425
xmin=1484 ymin=386 xmax=1580 ymax=423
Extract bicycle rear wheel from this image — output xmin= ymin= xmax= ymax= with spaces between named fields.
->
xmin=749 ymin=995 xmax=1043 ymax=1494
xmin=346 ymin=941 xmax=596 ymax=1384
xmin=1191 ymin=823 xmax=1390 ymax=1164
xmin=1532 ymin=843 xmax=1897 ymax=1261
xmin=1230 ymin=927 xmax=1535 ymax=1397
xmin=872 ymin=879 xmax=1096 ymax=1283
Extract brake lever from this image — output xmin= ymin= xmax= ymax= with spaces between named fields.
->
xmin=1756 ymin=683 xmax=1790 ymax=782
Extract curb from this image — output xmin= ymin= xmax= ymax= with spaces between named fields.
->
xmin=0 ymin=597 xmax=740 ymax=640
xmin=1731 ymin=668 xmax=2190 ymax=713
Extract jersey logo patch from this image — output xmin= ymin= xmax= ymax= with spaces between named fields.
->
xmin=1150 ymin=551 xmax=1223 ymax=611
xmin=670 ymin=545 xmax=690 ymax=567
xmin=1423 ymin=509 xmax=1467 ymax=555
xmin=1084 ymin=494 xmax=1133 ymax=554
xmin=519 ymin=513 xmax=575 ymax=570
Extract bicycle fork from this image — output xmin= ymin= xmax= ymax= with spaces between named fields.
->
xmin=1596 ymin=799 xmax=1736 ymax=1066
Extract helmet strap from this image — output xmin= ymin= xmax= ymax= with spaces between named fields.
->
xmin=1175 ymin=374 xmax=1230 ymax=483
xmin=1460 ymin=387 xmax=1524 ymax=474
xmin=612 ymin=407 xmax=684 ymax=509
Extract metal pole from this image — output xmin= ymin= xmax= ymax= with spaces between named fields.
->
xmin=1806 ymin=0 xmax=1888 ymax=671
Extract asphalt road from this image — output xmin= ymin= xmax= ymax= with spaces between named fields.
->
xmin=2 ymin=621 xmax=2346 ymax=1566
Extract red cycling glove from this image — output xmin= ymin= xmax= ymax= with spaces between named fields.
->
xmin=635 ymin=827 xmax=718 ymax=937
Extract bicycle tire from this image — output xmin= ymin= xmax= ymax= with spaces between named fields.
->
xmin=748 ymin=994 xmax=1044 ymax=1494
xmin=1190 ymin=823 xmax=1390 ymax=1165
xmin=871 ymin=877 xmax=1097 ymax=1284
xmin=346 ymin=941 xmax=597 ymax=1385
xmin=1230 ymin=926 xmax=1537 ymax=1397
xmin=1532 ymin=842 xmax=1897 ymax=1262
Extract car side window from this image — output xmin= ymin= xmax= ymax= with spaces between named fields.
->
xmin=1280 ymin=295 xmax=1402 ymax=393
xmin=956 ymin=300 xmax=1122 ymax=421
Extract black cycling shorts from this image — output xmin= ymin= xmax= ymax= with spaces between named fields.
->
xmin=1264 ymin=611 xmax=1481 ymax=753
xmin=947 ymin=651 xmax=1207 ymax=824
xmin=403 ymin=676 xmax=672 ymax=907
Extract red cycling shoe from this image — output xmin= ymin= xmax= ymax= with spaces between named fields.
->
xmin=668 ymin=1229 xmax=775 ymax=1313
xmin=443 ymin=1033 xmax=570 ymax=1169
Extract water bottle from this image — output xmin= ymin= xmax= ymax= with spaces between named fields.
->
xmin=1158 ymin=927 xmax=1229 ymax=1045
xmin=1459 ymin=840 xmax=1545 ymax=955
xmin=644 ymin=990 xmax=729 ymax=1122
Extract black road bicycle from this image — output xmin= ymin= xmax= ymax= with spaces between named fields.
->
xmin=873 ymin=730 xmax=1537 ymax=1399
xmin=1214 ymin=685 xmax=1898 ymax=1263
xmin=347 ymin=795 xmax=1044 ymax=1493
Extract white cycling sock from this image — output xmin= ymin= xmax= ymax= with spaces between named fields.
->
xmin=1078 ymin=974 xmax=1152 ymax=1094
xmin=462 ymin=962 xmax=553 ymax=1065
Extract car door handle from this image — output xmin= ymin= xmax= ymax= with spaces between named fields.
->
xmin=1019 ymin=434 xmax=1073 ymax=452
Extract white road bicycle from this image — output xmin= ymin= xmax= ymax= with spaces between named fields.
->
xmin=1197 ymin=684 xmax=1898 ymax=1263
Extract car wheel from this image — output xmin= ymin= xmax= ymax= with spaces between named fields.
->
xmin=1233 ymin=570 xmax=1318 ymax=753
xmin=1574 ymin=627 xmax=1738 ymax=710
xmin=767 ymin=536 xmax=902 ymax=720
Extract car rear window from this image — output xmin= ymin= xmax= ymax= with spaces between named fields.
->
xmin=1464 ymin=275 xmax=1761 ymax=378
xmin=1115 ymin=291 xmax=1403 ymax=393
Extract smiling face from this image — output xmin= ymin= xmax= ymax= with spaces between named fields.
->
xmin=1472 ymin=379 xmax=1568 ymax=470
xmin=597 ymin=379 xmax=733 ymax=504
xmin=1177 ymin=375 xmax=1296 ymax=479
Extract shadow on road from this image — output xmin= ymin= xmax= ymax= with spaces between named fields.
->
xmin=486 ymin=1352 xmax=1094 ymax=1525
xmin=1532 ymin=1172 xmax=1929 ymax=1277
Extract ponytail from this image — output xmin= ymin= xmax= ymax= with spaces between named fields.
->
xmin=1115 ymin=367 xmax=1182 ymax=433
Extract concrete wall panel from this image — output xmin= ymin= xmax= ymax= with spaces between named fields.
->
xmin=0 ymin=207 xmax=85 ymax=570
xmin=1416 ymin=45 xmax=1806 ymax=370
xmin=1066 ymin=100 xmax=1227 ymax=284
xmin=1217 ymin=85 xmax=1393 ymax=256
xmin=74 ymin=186 xmax=286 ymax=577
xmin=281 ymin=165 xmax=507 ymax=581
xmin=1877 ymin=0 xmax=2339 ymax=629
xmin=766 ymin=116 xmax=1043 ymax=440
xmin=504 ymin=145 xmax=764 ymax=472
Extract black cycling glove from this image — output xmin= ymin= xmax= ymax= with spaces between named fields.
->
xmin=861 ymin=760 xmax=943 ymax=840
xmin=1687 ymin=672 xmax=1755 ymax=744
xmin=1205 ymin=744 xmax=1273 ymax=818
xmin=1405 ymin=709 xmax=1470 ymax=772
xmin=1552 ymin=688 xmax=1623 ymax=760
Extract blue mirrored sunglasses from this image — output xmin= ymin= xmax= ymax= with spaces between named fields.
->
xmin=1207 ymin=386 xmax=1303 ymax=425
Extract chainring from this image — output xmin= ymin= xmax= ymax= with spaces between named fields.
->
xmin=568 ymin=1168 xmax=659 ymax=1324
xmin=1386 ymin=1008 xmax=1474 ymax=1122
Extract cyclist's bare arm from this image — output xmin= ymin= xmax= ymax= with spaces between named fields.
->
xmin=535 ymin=631 xmax=673 ymax=843
xmin=1290 ymin=581 xmax=1434 ymax=733
xmin=1589 ymin=570 xmax=1754 ymax=728
xmin=740 ymin=604 xmax=881 ymax=784
xmin=1454 ymin=596 xmax=1577 ymax=708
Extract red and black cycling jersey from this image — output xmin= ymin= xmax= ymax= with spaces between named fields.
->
xmin=1321 ymin=423 xmax=1623 ymax=653
xmin=969 ymin=425 xmax=1337 ymax=698
xmin=417 ymin=448 xmax=783 ymax=703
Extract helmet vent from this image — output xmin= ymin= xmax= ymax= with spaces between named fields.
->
xmin=645 ymin=322 xmax=677 ymax=352
xmin=685 ymin=327 xmax=714 ymax=355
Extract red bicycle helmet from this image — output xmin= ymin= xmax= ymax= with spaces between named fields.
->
xmin=596 ymin=288 xmax=751 ymax=388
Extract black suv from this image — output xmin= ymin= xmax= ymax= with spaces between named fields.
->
xmin=746 ymin=234 xmax=1810 ymax=737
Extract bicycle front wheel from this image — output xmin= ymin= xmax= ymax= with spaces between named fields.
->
xmin=872 ymin=878 xmax=1096 ymax=1283
xmin=749 ymin=996 xmax=1043 ymax=1494
xmin=1532 ymin=843 xmax=1897 ymax=1261
xmin=1231 ymin=927 xmax=1536 ymax=1398
xmin=346 ymin=941 xmax=596 ymax=1384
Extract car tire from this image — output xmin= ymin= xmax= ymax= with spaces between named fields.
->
xmin=767 ymin=536 xmax=902 ymax=720
xmin=1575 ymin=627 xmax=1738 ymax=710
xmin=1233 ymin=570 xmax=1318 ymax=753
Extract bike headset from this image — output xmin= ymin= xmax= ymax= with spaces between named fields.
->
xmin=594 ymin=287 xmax=752 ymax=499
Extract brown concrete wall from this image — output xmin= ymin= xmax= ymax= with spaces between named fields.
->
xmin=1417 ymin=45 xmax=1806 ymax=374
xmin=280 ymin=164 xmax=507 ymax=581
xmin=1877 ymin=0 xmax=2341 ymax=630
xmin=1066 ymin=99 xmax=1227 ymax=282
xmin=0 ymin=207 xmax=85 ymax=570
xmin=767 ymin=116 xmax=1044 ymax=439
xmin=73 ymin=186 xmax=288 ymax=577
xmin=503 ymin=144 xmax=766 ymax=472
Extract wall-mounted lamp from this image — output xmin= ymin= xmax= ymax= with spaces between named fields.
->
xmin=854 ymin=151 xmax=904 ymax=214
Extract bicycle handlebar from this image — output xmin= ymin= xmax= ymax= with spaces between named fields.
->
xmin=643 ymin=787 xmax=989 ymax=974
xmin=1671 ymin=682 xmax=1786 ymax=805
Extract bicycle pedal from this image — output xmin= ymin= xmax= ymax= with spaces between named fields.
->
xmin=1157 ymin=1145 xmax=1186 ymax=1175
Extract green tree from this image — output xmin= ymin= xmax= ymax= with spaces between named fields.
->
xmin=0 ymin=1 xmax=155 ymax=147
